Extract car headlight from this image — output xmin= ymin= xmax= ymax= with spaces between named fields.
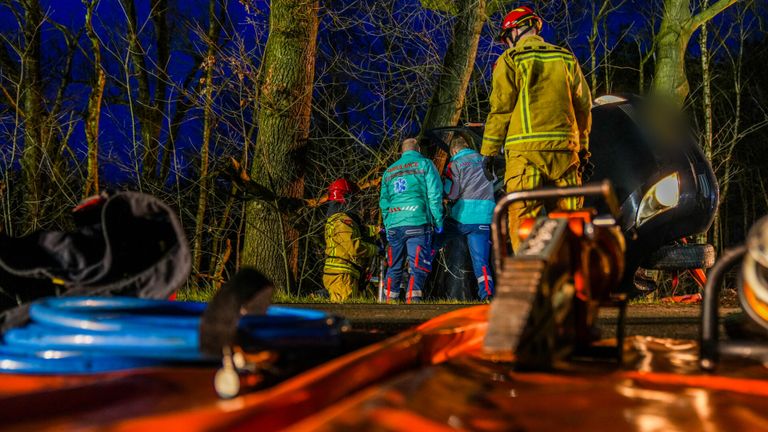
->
xmin=636 ymin=173 xmax=680 ymax=226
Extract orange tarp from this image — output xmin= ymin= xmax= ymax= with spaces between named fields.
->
xmin=4 ymin=305 xmax=768 ymax=431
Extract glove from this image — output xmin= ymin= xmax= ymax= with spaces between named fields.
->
xmin=482 ymin=156 xmax=496 ymax=182
xmin=578 ymin=149 xmax=595 ymax=181
xmin=434 ymin=226 xmax=444 ymax=234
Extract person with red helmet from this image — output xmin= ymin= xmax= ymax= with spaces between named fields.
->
xmin=481 ymin=6 xmax=592 ymax=251
xmin=323 ymin=178 xmax=380 ymax=302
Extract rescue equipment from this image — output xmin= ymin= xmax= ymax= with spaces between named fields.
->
xmin=0 ymin=298 xmax=345 ymax=374
xmin=484 ymin=181 xmax=627 ymax=367
xmin=0 ymin=191 xmax=191 ymax=329
xmin=701 ymin=215 xmax=768 ymax=370
xmin=0 ymin=269 xmax=348 ymax=377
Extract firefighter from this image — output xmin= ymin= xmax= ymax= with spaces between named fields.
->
xmin=481 ymin=6 xmax=592 ymax=251
xmin=441 ymin=136 xmax=495 ymax=300
xmin=323 ymin=178 xmax=379 ymax=302
xmin=379 ymin=138 xmax=444 ymax=303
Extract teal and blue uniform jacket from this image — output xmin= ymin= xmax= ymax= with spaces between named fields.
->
xmin=443 ymin=148 xmax=495 ymax=225
xmin=379 ymin=150 xmax=444 ymax=230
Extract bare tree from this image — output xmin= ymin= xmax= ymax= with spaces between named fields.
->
xmin=241 ymin=0 xmax=320 ymax=294
xmin=117 ymin=0 xmax=177 ymax=187
xmin=83 ymin=0 xmax=105 ymax=198
xmin=0 ymin=0 xmax=81 ymax=232
xmin=587 ymin=0 xmax=626 ymax=94
xmin=191 ymin=0 xmax=224 ymax=278
xmin=651 ymin=0 xmax=738 ymax=105
xmin=420 ymin=0 xmax=486 ymax=171
xmin=19 ymin=0 xmax=46 ymax=228
xmin=708 ymin=0 xmax=768 ymax=249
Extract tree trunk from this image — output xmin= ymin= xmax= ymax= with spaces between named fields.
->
xmin=120 ymin=0 xmax=168 ymax=187
xmin=241 ymin=0 xmax=319 ymax=294
xmin=421 ymin=0 xmax=486 ymax=172
xmin=695 ymin=0 xmax=713 ymax=245
xmin=192 ymin=0 xmax=221 ymax=279
xmin=638 ymin=44 xmax=645 ymax=94
xmin=651 ymin=0 xmax=737 ymax=105
xmin=19 ymin=0 xmax=45 ymax=231
xmin=83 ymin=0 xmax=105 ymax=198
xmin=588 ymin=2 xmax=602 ymax=93
xmin=699 ymin=0 xmax=713 ymax=160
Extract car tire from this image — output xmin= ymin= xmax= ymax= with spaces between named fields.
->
xmin=642 ymin=243 xmax=716 ymax=270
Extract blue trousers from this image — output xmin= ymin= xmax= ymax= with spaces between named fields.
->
xmin=437 ymin=221 xmax=495 ymax=300
xmin=385 ymin=225 xmax=434 ymax=303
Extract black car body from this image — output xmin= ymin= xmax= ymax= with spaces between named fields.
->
xmin=425 ymin=94 xmax=719 ymax=296
xmin=588 ymin=95 xmax=718 ymax=289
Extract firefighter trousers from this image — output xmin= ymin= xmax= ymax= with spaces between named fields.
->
xmin=505 ymin=151 xmax=582 ymax=251
xmin=323 ymin=273 xmax=359 ymax=303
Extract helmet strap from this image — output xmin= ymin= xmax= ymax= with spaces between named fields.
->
xmin=511 ymin=24 xmax=534 ymax=47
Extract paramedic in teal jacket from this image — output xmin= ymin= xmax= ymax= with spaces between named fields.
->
xmin=442 ymin=137 xmax=495 ymax=300
xmin=379 ymin=138 xmax=444 ymax=303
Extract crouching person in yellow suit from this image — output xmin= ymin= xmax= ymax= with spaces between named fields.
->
xmin=323 ymin=178 xmax=380 ymax=302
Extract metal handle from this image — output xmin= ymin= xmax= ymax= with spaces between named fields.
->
xmin=700 ymin=245 xmax=747 ymax=371
xmin=491 ymin=180 xmax=621 ymax=273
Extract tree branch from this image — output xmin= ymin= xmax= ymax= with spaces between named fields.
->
xmin=0 ymin=83 xmax=22 ymax=117
xmin=689 ymin=0 xmax=738 ymax=31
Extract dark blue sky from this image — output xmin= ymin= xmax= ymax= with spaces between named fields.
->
xmin=0 ymin=1 xmax=758 ymax=185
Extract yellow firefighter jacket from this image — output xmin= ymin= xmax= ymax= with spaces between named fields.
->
xmin=481 ymin=35 xmax=592 ymax=156
xmin=324 ymin=212 xmax=378 ymax=279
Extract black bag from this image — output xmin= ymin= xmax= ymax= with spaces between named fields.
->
xmin=0 ymin=191 xmax=191 ymax=329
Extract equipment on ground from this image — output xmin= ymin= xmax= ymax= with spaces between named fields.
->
xmin=701 ymin=215 xmax=768 ymax=370
xmin=0 ymin=191 xmax=191 ymax=329
xmin=0 ymin=268 xmax=349 ymax=400
xmin=484 ymin=181 xmax=627 ymax=367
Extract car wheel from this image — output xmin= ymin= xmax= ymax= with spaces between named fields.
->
xmin=642 ymin=244 xmax=716 ymax=270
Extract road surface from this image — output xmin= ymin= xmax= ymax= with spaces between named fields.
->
xmin=284 ymin=303 xmax=740 ymax=340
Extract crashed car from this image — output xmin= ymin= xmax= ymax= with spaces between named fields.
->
xmin=425 ymin=94 xmax=719 ymax=296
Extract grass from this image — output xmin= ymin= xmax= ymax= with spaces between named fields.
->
xmin=175 ymin=285 xmax=484 ymax=305
xmin=175 ymin=273 xmax=729 ymax=307
xmin=271 ymin=292 xmax=484 ymax=304
xmin=628 ymin=296 xmax=663 ymax=306
xmin=175 ymin=283 xmax=219 ymax=302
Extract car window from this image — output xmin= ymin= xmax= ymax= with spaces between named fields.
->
xmin=590 ymin=104 xmax=659 ymax=202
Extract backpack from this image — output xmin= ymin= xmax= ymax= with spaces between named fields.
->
xmin=0 ymin=191 xmax=191 ymax=330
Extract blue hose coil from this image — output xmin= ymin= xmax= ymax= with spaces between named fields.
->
xmin=0 ymin=297 xmax=345 ymax=374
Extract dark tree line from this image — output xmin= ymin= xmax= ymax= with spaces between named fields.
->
xmin=0 ymin=0 xmax=765 ymax=297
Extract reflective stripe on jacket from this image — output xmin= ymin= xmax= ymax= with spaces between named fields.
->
xmin=379 ymin=151 xmax=444 ymax=230
xmin=444 ymin=148 xmax=495 ymax=225
xmin=324 ymin=212 xmax=378 ymax=278
xmin=481 ymin=35 xmax=592 ymax=156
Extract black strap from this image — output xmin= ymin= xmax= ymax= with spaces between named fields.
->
xmin=199 ymin=268 xmax=274 ymax=357
xmin=511 ymin=26 xmax=534 ymax=47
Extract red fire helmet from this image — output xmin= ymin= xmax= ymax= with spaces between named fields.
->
xmin=328 ymin=178 xmax=354 ymax=203
xmin=498 ymin=6 xmax=543 ymax=42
